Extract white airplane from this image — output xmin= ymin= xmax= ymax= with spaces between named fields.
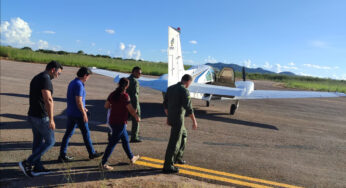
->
xmin=92 ymin=26 xmax=345 ymax=115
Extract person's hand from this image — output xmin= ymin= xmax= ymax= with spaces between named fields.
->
xmin=135 ymin=116 xmax=141 ymax=122
xmin=83 ymin=114 xmax=89 ymax=123
xmin=49 ymin=119 xmax=56 ymax=130
xmin=192 ymin=121 xmax=198 ymax=130
xmin=164 ymin=109 xmax=168 ymax=116
xmin=85 ymin=108 xmax=88 ymax=112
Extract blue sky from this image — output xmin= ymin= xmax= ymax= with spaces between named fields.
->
xmin=1 ymin=0 xmax=346 ymax=79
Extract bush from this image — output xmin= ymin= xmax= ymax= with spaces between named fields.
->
xmin=21 ymin=47 xmax=32 ymax=51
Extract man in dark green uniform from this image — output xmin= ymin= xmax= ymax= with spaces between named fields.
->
xmin=163 ymin=74 xmax=198 ymax=173
xmin=127 ymin=66 xmax=142 ymax=143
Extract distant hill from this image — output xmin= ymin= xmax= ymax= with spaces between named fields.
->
xmin=206 ymin=62 xmax=295 ymax=76
xmin=279 ymin=71 xmax=296 ymax=76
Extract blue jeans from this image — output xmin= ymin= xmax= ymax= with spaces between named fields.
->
xmin=101 ymin=124 xmax=133 ymax=165
xmin=27 ymin=116 xmax=55 ymax=166
xmin=60 ymin=116 xmax=95 ymax=156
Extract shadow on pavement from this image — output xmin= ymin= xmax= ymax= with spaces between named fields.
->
xmin=1 ymin=91 xmax=278 ymax=131
xmin=0 ymin=166 xmax=162 ymax=187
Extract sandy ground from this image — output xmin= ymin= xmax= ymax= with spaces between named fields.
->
xmin=0 ymin=60 xmax=346 ymax=187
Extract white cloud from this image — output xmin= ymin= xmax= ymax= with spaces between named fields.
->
xmin=127 ymin=44 xmax=136 ymax=58
xmin=303 ymin=64 xmax=331 ymax=70
xmin=0 ymin=17 xmax=60 ymax=50
xmin=119 ymin=43 xmax=141 ymax=60
xmin=135 ymin=50 xmax=141 ymax=60
xmin=288 ymin=62 xmax=295 ymax=66
xmin=275 ymin=63 xmax=298 ymax=73
xmin=263 ymin=61 xmax=273 ymax=69
xmin=105 ymin=29 xmax=115 ymax=34
xmin=310 ymin=40 xmax=328 ymax=48
xmin=189 ymin=40 xmax=197 ymax=44
xmin=243 ymin=59 xmax=252 ymax=68
xmin=0 ymin=17 xmax=34 ymax=47
xmin=37 ymin=40 xmax=49 ymax=49
xmin=275 ymin=64 xmax=282 ymax=73
xmin=119 ymin=42 xmax=125 ymax=51
xmin=204 ymin=56 xmax=218 ymax=63
xmin=91 ymin=42 xmax=96 ymax=46
xmin=76 ymin=40 xmax=81 ymax=43
xmin=192 ymin=50 xmax=197 ymax=54
xmin=42 ymin=30 xmax=55 ymax=34
xmin=51 ymin=45 xmax=61 ymax=51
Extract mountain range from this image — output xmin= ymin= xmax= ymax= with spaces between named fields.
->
xmin=205 ymin=62 xmax=295 ymax=76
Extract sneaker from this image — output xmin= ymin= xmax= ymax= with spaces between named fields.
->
xmin=32 ymin=165 xmax=52 ymax=176
xmin=175 ymin=158 xmax=186 ymax=164
xmin=99 ymin=163 xmax=113 ymax=171
xmin=130 ymin=139 xmax=142 ymax=143
xmin=162 ymin=166 xmax=179 ymax=174
xmin=57 ymin=155 xmax=74 ymax=162
xmin=19 ymin=160 xmax=33 ymax=177
xmin=130 ymin=155 xmax=140 ymax=164
xmin=89 ymin=151 xmax=104 ymax=159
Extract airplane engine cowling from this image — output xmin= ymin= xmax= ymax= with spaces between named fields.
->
xmin=235 ymin=81 xmax=254 ymax=96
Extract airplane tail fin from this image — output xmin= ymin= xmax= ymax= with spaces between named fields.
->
xmin=168 ymin=26 xmax=185 ymax=87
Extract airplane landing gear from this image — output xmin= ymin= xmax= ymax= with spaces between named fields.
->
xmin=230 ymin=100 xmax=239 ymax=115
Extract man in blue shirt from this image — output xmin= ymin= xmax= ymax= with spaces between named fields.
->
xmin=58 ymin=67 xmax=103 ymax=162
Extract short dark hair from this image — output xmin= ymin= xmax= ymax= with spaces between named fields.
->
xmin=181 ymin=74 xmax=193 ymax=82
xmin=46 ymin=61 xmax=63 ymax=71
xmin=132 ymin=66 xmax=141 ymax=73
xmin=77 ymin=67 xmax=92 ymax=77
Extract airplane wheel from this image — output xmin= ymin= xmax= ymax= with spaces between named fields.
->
xmin=230 ymin=104 xmax=237 ymax=115
xmin=206 ymin=101 xmax=210 ymax=107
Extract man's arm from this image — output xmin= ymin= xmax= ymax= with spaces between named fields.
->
xmin=76 ymin=96 xmax=88 ymax=122
xmin=104 ymin=100 xmax=111 ymax=109
xmin=130 ymin=81 xmax=139 ymax=110
xmin=126 ymin=104 xmax=141 ymax=122
xmin=189 ymin=113 xmax=197 ymax=130
xmin=182 ymin=89 xmax=197 ymax=130
xmin=42 ymin=89 xmax=55 ymax=130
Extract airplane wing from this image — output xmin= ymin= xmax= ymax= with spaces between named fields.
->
xmin=91 ymin=68 xmax=346 ymax=99
xmin=189 ymin=82 xmax=346 ymax=99
xmin=235 ymin=90 xmax=346 ymax=99
xmin=91 ymin=68 xmax=168 ymax=92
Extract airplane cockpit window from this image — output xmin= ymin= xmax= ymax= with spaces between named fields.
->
xmin=206 ymin=69 xmax=214 ymax=82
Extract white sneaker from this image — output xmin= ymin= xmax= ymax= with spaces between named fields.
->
xmin=100 ymin=163 xmax=113 ymax=171
xmin=131 ymin=155 xmax=140 ymax=164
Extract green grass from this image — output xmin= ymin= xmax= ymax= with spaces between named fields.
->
xmin=234 ymin=72 xmax=346 ymax=93
xmin=1 ymin=46 xmax=345 ymax=93
xmin=0 ymin=46 xmax=190 ymax=76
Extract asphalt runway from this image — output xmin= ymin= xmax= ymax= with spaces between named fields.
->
xmin=1 ymin=60 xmax=346 ymax=187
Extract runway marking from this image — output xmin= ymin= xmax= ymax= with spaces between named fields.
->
xmin=135 ymin=161 xmax=272 ymax=188
xmin=138 ymin=156 xmax=303 ymax=188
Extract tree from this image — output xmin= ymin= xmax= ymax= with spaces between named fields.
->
xmin=22 ymin=47 xmax=32 ymax=51
xmin=77 ymin=50 xmax=84 ymax=54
